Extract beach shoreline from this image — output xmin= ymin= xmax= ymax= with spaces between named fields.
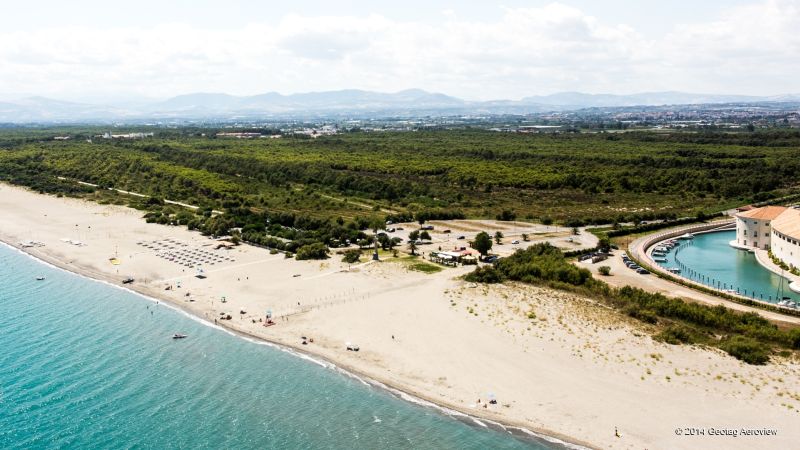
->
xmin=0 ymin=236 xmax=588 ymax=450
xmin=2 ymin=183 xmax=799 ymax=450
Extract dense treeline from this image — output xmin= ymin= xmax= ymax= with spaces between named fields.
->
xmin=603 ymin=212 xmax=724 ymax=238
xmin=3 ymin=128 xmax=800 ymax=224
xmin=1 ymin=127 xmax=799 ymax=260
xmin=466 ymin=243 xmax=800 ymax=364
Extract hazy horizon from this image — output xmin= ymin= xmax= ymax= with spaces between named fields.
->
xmin=1 ymin=0 xmax=798 ymax=103
xmin=1 ymin=88 xmax=798 ymax=106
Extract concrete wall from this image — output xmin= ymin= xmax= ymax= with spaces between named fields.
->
xmin=735 ymin=216 xmax=773 ymax=250
xmin=771 ymin=229 xmax=800 ymax=269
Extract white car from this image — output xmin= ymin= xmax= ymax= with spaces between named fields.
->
xmin=511 ymin=240 xmax=520 ymax=244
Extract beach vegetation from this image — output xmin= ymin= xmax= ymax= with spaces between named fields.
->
xmin=295 ymin=242 xmax=330 ymax=260
xmin=465 ymin=242 xmax=800 ymax=364
xmin=464 ymin=265 xmax=504 ymax=283
xmin=398 ymin=256 xmax=443 ymax=274
xmin=718 ymin=336 xmax=770 ymax=365
xmin=341 ymin=249 xmax=362 ymax=263
xmin=496 ymin=210 xmax=516 ymax=221
xmin=472 ymin=232 xmax=493 ymax=256
xmin=494 ymin=231 xmax=504 ymax=244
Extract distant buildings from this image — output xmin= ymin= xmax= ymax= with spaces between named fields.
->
xmin=216 ymin=132 xmax=263 ymax=139
xmin=97 ymin=132 xmax=154 ymax=140
xmin=292 ymin=125 xmax=338 ymax=138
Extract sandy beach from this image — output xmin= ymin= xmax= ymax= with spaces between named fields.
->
xmin=2 ymin=183 xmax=799 ymax=449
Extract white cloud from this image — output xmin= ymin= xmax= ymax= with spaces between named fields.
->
xmin=0 ymin=1 xmax=796 ymax=101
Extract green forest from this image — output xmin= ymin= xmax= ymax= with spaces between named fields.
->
xmin=1 ymin=128 xmax=799 ymax=250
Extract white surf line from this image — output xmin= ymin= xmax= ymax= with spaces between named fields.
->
xmin=2 ymin=240 xmax=585 ymax=449
xmin=154 ymin=255 xmax=285 ymax=283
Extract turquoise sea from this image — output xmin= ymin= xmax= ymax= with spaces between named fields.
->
xmin=0 ymin=244 xmax=560 ymax=449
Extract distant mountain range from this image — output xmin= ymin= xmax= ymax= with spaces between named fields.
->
xmin=1 ymin=89 xmax=798 ymax=123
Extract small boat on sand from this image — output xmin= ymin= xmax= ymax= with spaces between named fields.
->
xmin=172 ymin=333 xmax=188 ymax=339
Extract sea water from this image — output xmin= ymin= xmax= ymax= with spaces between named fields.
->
xmin=0 ymin=245 xmax=558 ymax=449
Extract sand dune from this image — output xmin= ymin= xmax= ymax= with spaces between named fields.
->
xmin=1 ymin=183 xmax=798 ymax=449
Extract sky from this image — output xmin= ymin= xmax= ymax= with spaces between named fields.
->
xmin=0 ymin=0 xmax=798 ymax=102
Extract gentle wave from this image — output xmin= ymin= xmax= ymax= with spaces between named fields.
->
xmin=0 ymin=241 xmax=567 ymax=449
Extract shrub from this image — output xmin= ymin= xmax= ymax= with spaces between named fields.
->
xmin=295 ymin=242 xmax=330 ymax=260
xmin=598 ymin=266 xmax=611 ymax=276
xmin=494 ymin=243 xmax=593 ymax=287
xmin=464 ymin=266 xmax=504 ymax=283
xmin=496 ymin=210 xmax=516 ymax=221
xmin=656 ymin=325 xmax=696 ymax=345
xmin=719 ymin=336 xmax=770 ymax=365
xmin=625 ymin=306 xmax=658 ymax=324
xmin=341 ymin=249 xmax=362 ymax=263
xmin=789 ymin=328 xmax=800 ymax=350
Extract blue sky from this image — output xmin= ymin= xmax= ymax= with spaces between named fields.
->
xmin=0 ymin=0 xmax=796 ymax=101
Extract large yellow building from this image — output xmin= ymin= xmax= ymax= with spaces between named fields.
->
xmin=735 ymin=206 xmax=800 ymax=269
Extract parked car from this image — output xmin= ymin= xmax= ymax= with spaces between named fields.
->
xmin=636 ymin=268 xmax=650 ymax=275
xmin=511 ymin=240 xmax=520 ymax=244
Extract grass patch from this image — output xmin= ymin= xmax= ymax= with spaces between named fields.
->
xmin=407 ymin=260 xmax=444 ymax=274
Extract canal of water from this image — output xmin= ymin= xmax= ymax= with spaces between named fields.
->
xmin=653 ymin=230 xmax=799 ymax=303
